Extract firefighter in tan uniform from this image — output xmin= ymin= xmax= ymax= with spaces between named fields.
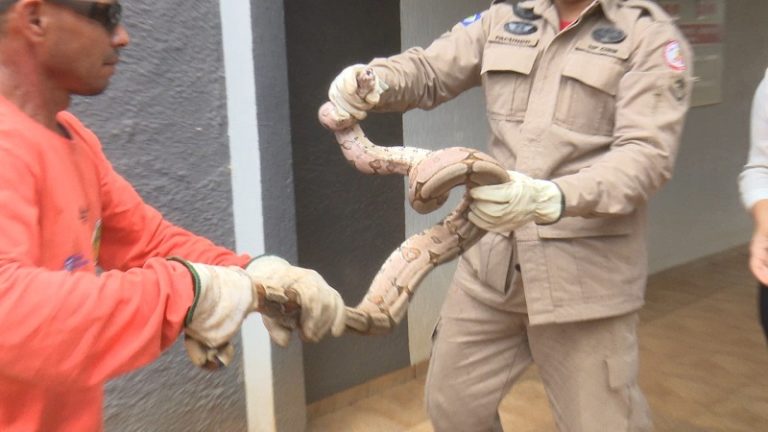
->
xmin=329 ymin=0 xmax=692 ymax=430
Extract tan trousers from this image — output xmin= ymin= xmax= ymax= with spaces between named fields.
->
xmin=424 ymin=285 xmax=651 ymax=432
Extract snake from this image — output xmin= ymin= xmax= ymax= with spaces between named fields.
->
xmin=314 ymin=70 xmax=510 ymax=335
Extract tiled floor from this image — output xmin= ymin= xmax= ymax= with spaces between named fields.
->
xmin=307 ymin=245 xmax=768 ymax=431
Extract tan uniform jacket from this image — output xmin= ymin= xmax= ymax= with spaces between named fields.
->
xmin=369 ymin=0 xmax=692 ymax=324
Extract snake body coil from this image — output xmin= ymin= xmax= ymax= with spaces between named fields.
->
xmin=318 ymin=102 xmax=509 ymax=335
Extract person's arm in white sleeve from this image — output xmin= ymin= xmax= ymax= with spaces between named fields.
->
xmin=739 ymin=70 xmax=768 ymax=284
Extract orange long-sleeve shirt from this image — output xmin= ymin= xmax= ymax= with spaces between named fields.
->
xmin=0 ymin=96 xmax=250 ymax=431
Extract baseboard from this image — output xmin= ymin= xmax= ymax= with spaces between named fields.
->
xmin=306 ymin=360 xmax=429 ymax=420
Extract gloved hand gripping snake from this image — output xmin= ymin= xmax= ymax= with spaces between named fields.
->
xmin=316 ymin=68 xmax=510 ymax=335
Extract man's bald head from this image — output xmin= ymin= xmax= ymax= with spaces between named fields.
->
xmin=0 ymin=0 xmax=129 ymax=121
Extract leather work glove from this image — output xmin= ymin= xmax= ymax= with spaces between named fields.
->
xmin=468 ymin=171 xmax=564 ymax=234
xmin=176 ymin=256 xmax=346 ymax=369
xmin=328 ymin=64 xmax=388 ymax=121
xmin=245 ymin=255 xmax=346 ymax=347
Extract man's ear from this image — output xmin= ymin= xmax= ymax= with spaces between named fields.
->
xmin=18 ymin=0 xmax=45 ymax=40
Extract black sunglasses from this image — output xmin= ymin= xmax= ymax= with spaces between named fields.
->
xmin=48 ymin=0 xmax=122 ymax=33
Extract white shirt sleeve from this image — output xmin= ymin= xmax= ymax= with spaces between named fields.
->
xmin=739 ymin=69 xmax=768 ymax=210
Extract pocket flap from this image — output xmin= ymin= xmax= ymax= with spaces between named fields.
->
xmin=537 ymin=214 xmax=635 ymax=239
xmin=482 ymin=44 xmax=540 ymax=75
xmin=562 ymin=52 xmax=624 ymax=96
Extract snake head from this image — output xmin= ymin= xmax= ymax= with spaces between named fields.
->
xmin=318 ymin=101 xmax=358 ymax=131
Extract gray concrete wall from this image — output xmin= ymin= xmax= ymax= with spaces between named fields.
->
xmin=70 ymin=2 xmax=247 ymax=430
xmin=283 ymin=0 xmax=411 ymax=403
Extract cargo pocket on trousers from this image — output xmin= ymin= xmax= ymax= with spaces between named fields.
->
xmin=606 ymin=351 xmax=638 ymax=391
xmin=476 ymin=232 xmax=515 ymax=295
xmin=605 ymin=350 xmax=638 ymax=422
xmin=606 ymin=350 xmax=651 ymax=429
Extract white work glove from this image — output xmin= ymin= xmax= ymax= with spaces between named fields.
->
xmin=468 ymin=171 xmax=563 ymax=233
xmin=245 ymin=255 xmax=347 ymax=347
xmin=328 ymin=64 xmax=388 ymax=121
xmin=178 ymin=262 xmax=252 ymax=369
xmin=177 ymin=256 xmax=346 ymax=370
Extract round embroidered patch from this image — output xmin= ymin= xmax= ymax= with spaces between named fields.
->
xmin=664 ymin=40 xmax=686 ymax=71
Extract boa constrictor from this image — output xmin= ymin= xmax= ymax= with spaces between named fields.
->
xmin=316 ymin=71 xmax=509 ymax=335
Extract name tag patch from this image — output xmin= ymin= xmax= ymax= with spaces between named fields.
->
xmin=574 ymin=36 xmax=629 ymax=60
xmin=492 ymin=34 xmax=539 ymax=47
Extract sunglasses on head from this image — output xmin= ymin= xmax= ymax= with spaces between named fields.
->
xmin=48 ymin=0 xmax=122 ymax=33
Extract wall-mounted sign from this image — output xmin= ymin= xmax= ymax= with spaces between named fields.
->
xmin=656 ymin=0 xmax=725 ymax=107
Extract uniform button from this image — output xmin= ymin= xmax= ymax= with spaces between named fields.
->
xmin=514 ymin=264 xmax=522 ymax=273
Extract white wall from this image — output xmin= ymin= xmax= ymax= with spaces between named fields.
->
xmin=403 ymin=1 xmax=766 ymax=364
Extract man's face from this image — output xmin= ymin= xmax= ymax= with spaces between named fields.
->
xmin=40 ymin=0 xmax=129 ymax=96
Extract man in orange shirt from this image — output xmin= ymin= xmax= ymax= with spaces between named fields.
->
xmin=0 ymin=1 xmax=346 ymax=430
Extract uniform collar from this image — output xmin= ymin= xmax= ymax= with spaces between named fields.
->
xmin=597 ymin=0 xmax=621 ymax=23
xmin=524 ymin=0 xmax=621 ymax=24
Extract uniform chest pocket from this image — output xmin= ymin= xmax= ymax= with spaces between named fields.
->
xmin=554 ymin=52 xmax=625 ymax=136
xmin=481 ymin=44 xmax=539 ymax=121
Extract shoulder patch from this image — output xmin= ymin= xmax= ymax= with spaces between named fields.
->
xmin=663 ymin=40 xmax=687 ymax=71
xmin=623 ymin=0 xmax=674 ymax=22
xmin=460 ymin=12 xmax=484 ymax=27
